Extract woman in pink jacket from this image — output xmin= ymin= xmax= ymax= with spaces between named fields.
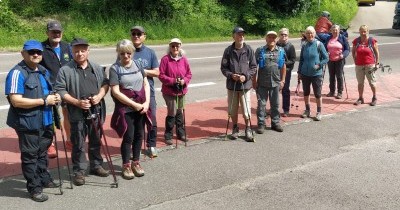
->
xmin=159 ymin=38 xmax=192 ymax=145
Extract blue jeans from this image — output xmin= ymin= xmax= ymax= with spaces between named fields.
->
xmin=256 ymin=86 xmax=281 ymax=126
xmin=146 ymin=95 xmax=157 ymax=147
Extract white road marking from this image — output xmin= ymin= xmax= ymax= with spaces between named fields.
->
xmin=155 ymin=82 xmax=215 ymax=91
xmin=0 ymin=105 xmax=10 ymax=110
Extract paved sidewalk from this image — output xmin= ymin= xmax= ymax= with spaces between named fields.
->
xmin=0 ymin=71 xmax=398 ymax=178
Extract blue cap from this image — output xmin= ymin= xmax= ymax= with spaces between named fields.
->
xmin=23 ymin=40 xmax=43 ymax=51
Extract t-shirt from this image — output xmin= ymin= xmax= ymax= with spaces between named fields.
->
xmin=352 ymin=37 xmax=377 ymax=65
xmin=109 ymin=62 xmax=143 ymax=91
xmin=133 ymin=45 xmax=159 ymax=97
xmin=327 ymin=37 xmax=343 ymax=61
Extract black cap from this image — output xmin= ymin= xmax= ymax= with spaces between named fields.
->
xmin=47 ymin=20 xmax=63 ymax=31
xmin=232 ymin=26 xmax=245 ymax=34
xmin=70 ymin=38 xmax=89 ymax=46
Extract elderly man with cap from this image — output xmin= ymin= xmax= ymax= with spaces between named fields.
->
xmin=5 ymin=40 xmax=61 ymax=202
xmin=40 ymin=20 xmax=73 ymax=158
xmin=130 ymin=25 xmax=160 ymax=157
xmin=253 ymin=31 xmax=286 ymax=133
xmin=54 ymin=37 xmax=110 ymax=186
xmin=221 ymin=26 xmax=257 ymax=142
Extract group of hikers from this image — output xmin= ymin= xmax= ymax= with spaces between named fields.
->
xmin=5 ymin=11 xmax=380 ymax=202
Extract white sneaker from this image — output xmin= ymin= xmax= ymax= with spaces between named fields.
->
xmin=315 ymin=112 xmax=322 ymax=121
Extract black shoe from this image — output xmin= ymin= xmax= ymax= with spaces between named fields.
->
xmin=326 ymin=92 xmax=335 ymax=97
xmin=90 ymin=167 xmax=109 ymax=177
xmin=31 ymin=192 xmax=49 ymax=202
xmin=177 ymin=135 xmax=188 ymax=142
xmin=44 ymin=181 xmax=61 ymax=188
xmin=165 ymin=139 xmax=173 ymax=145
xmin=256 ymin=125 xmax=265 ymax=134
xmin=271 ymin=124 xmax=283 ymax=132
xmin=370 ymin=97 xmax=377 ymax=106
xmin=73 ymin=174 xmax=85 ymax=186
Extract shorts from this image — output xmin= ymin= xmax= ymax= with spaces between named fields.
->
xmin=301 ymin=75 xmax=323 ymax=98
xmin=355 ymin=64 xmax=376 ymax=86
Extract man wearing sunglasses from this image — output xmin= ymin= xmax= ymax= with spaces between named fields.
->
xmin=40 ymin=20 xmax=73 ymax=158
xmin=130 ymin=26 xmax=160 ymax=157
xmin=5 ymin=40 xmax=61 ymax=202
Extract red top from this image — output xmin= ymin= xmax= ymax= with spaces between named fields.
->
xmin=352 ymin=37 xmax=377 ymax=65
xmin=315 ymin=17 xmax=333 ymax=33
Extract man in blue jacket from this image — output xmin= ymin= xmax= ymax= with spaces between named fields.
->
xmin=5 ymin=40 xmax=61 ymax=202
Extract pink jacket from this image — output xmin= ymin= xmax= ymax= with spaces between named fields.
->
xmin=159 ymin=54 xmax=192 ymax=96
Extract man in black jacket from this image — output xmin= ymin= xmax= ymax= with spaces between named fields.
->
xmin=40 ymin=20 xmax=73 ymax=157
xmin=277 ymin=28 xmax=296 ymax=117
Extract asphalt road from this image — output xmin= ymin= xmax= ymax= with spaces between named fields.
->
xmin=1 ymin=1 xmax=400 ymax=209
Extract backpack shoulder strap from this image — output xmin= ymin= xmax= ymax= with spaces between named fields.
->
xmin=133 ymin=60 xmax=145 ymax=78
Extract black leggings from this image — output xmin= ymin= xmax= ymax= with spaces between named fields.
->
xmin=121 ymin=111 xmax=144 ymax=163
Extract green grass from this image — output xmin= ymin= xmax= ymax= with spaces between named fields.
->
xmin=0 ymin=0 xmax=357 ymax=52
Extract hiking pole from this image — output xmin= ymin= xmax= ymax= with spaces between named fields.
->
xmin=342 ymin=70 xmax=349 ymax=99
xmin=179 ymin=88 xmax=187 ymax=147
xmin=241 ymin=82 xmax=255 ymax=143
xmin=224 ymin=81 xmax=237 ymax=140
xmin=52 ymin=93 xmax=73 ymax=190
xmin=51 ymin=108 xmax=63 ymax=195
xmin=291 ymin=79 xmax=301 ymax=110
xmin=86 ymin=97 xmax=118 ymax=188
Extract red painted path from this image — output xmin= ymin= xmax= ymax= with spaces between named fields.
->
xmin=1 ymin=73 xmax=398 ymax=178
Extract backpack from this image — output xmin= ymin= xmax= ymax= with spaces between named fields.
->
xmin=259 ymin=46 xmax=285 ymax=69
xmin=355 ymin=37 xmax=376 ymax=60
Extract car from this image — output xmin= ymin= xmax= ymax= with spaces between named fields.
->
xmin=357 ymin=0 xmax=376 ymax=6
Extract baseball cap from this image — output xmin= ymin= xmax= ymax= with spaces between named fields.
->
xmin=23 ymin=40 xmax=43 ymax=51
xmin=232 ymin=26 xmax=245 ymax=34
xmin=266 ymin=31 xmax=278 ymax=37
xmin=70 ymin=38 xmax=89 ymax=46
xmin=47 ymin=20 xmax=63 ymax=31
xmin=130 ymin=26 xmax=145 ymax=33
xmin=169 ymin=38 xmax=182 ymax=44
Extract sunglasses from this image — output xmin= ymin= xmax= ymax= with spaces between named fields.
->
xmin=280 ymin=34 xmax=288 ymax=36
xmin=131 ymin=32 xmax=143 ymax=37
xmin=170 ymin=44 xmax=180 ymax=48
xmin=27 ymin=50 xmax=42 ymax=55
xmin=119 ymin=52 xmax=132 ymax=56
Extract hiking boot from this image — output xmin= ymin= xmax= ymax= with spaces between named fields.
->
xmin=335 ymin=93 xmax=342 ymax=99
xmin=370 ymin=97 xmax=377 ymax=106
xmin=44 ymin=181 xmax=61 ymax=188
xmin=122 ymin=164 xmax=135 ymax=180
xmin=90 ymin=166 xmax=109 ymax=177
xmin=73 ymin=173 xmax=85 ymax=186
xmin=131 ymin=161 xmax=144 ymax=177
xmin=281 ymin=111 xmax=289 ymax=117
xmin=353 ymin=98 xmax=364 ymax=105
xmin=31 ymin=192 xmax=48 ymax=202
xmin=326 ymin=92 xmax=335 ymax=97
xmin=231 ymin=125 xmax=239 ymax=140
xmin=47 ymin=143 xmax=57 ymax=159
xmin=165 ymin=139 xmax=173 ymax=145
xmin=147 ymin=147 xmax=158 ymax=158
xmin=256 ymin=124 xmax=265 ymax=134
xmin=301 ymin=110 xmax=310 ymax=118
xmin=271 ymin=124 xmax=283 ymax=132
xmin=245 ymin=127 xmax=254 ymax=142
xmin=315 ymin=112 xmax=322 ymax=121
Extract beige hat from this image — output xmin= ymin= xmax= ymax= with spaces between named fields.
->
xmin=169 ymin=38 xmax=182 ymax=44
xmin=266 ymin=31 xmax=278 ymax=37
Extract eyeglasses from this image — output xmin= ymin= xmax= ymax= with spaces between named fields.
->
xmin=131 ymin=32 xmax=143 ymax=37
xmin=170 ymin=44 xmax=180 ymax=48
xmin=119 ymin=52 xmax=132 ymax=56
xmin=27 ymin=50 xmax=42 ymax=55
xmin=280 ymin=34 xmax=288 ymax=37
